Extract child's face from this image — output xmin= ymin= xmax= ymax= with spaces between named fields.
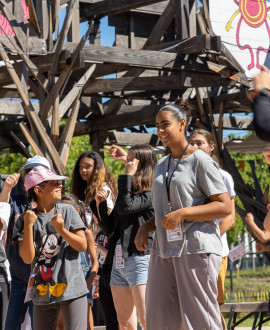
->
xmin=79 ymin=157 xmax=95 ymax=182
xmin=36 ymin=180 xmax=63 ymax=203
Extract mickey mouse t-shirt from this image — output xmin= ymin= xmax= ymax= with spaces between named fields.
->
xmin=17 ymin=203 xmax=88 ymax=305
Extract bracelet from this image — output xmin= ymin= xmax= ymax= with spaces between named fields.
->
xmin=260 ymin=88 xmax=270 ymax=97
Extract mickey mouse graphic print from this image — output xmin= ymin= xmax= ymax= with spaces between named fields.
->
xmin=16 ymin=203 xmax=88 ymax=305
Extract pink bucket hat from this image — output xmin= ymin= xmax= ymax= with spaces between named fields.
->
xmin=24 ymin=166 xmax=68 ymax=191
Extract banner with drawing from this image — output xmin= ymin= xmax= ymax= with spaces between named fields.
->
xmin=209 ymin=0 xmax=270 ymax=78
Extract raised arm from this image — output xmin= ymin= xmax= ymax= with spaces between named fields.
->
xmin=245 ymin=212 xmax=270 ymax=243
xmin=19 ymin=210 xmax=37 ymax=264
xmin=51 ymin=214 xmax=87 ymax=252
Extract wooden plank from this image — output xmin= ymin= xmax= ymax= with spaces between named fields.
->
xmin=39 ymin=20 xmax=94 ymax=120
xmin=143 ymin=0 xmax=174 ymax=48
xmin=195 ymin=87 xmax=207 ymax=125
xmin=105 ymin=131 xmax=160 ymax=146
xmin=27 ymin=0 xmax=41 ymax=35
xmin=0 ymin=100 xmax=38 ymax=115
xmin=0 ymin=42 xmax=65 ymax=174
xmin=54 ymin=0 xmax=60 ymax=38
xmin=67 ymin=0 xmax=80 ymax=43
xmin=51 ymin=96 xmax=59 ymax=147
xmin=0 ymin=26 xmax=49 ymax=94
xmin=83 ymin=72 xmax=236 ymax=94
xmin=220 ymin=302 xmax=268 ymax=313
xmin=51 ymin=0 xmax=78 ymax=74
xmin=59 ymin=64 xmax=96 ymax=119
xmin=19 ymin=122 xmax=44 ymax=157
xmin=207 ymin=61 xmax=250 ymax=87
xmin=80 ymin=0 xmax=163 ymax=20
xmin=59 ymin=94 xmax=80 ymax=164
xmin=175 ymin=0 xmax=188 ymax=39
xmin=10 ymin=131 xmax=33 ymax=158
xmin=0 ymin=49 xmax=70 ymax=87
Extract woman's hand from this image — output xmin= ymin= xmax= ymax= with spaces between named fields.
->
xmin=134 ymin=223 xmax=149 ymax=251
xmin=253 ymin=65 xmax=270 ymax=93
xmin=24 ymin=210 xmax=38 ymax=228
xmin=105 ymin=144 xmax=127 ymax=163
xmin=161 ymin=209 xmax=185 ymax=230
xmin=95 ymin=189 xmax=109 ymax=205
xmin=125 ymin=158 xmax=139 ymax=176
xmin=244 ymin=212 xmax=254 ymax=225
xmin=256 ymin=242 xmax=270 ymax=252
xmin=51 ymin=213 xmax=65 ymax=233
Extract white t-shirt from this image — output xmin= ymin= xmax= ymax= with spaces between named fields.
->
xmin=217 ymin=169 xmax=236 ymax=257
xmin=0 ymin=202 xmax=11 ymax=281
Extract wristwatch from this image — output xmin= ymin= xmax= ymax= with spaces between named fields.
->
xmin=260 ymin=88 xmax=270 ymax=97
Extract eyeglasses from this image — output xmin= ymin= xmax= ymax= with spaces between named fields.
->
xmin=38 ymin=180 xmax=63 ymax=187
xmin=189 ymin=140 xmax=206 ymax=147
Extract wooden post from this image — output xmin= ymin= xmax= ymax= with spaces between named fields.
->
xmin=90 ymin=131 xmax=108 ymax=158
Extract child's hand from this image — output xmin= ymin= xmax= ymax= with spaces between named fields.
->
xmin=24 ymin=210 xmax=38 ymax=227
xmin=105 ymin=145 xmax=127 ymax=163
xmin=95 ymin=189 xmax=109 ymax=205
xmin=4 ymin=173 xmax=20 ymax=190
xmin=244 ymin=212 xmax=254 ymax=224
xmin=125 ymin=158 xmax=139 ymax=176
xmin=51 ymin=214 xmax=65 ymax=233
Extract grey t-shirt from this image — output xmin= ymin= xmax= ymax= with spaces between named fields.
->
xmin=17 ymin=203 xmax=88 ymax=305
xmin=151 ymin=149 xmax=227 ymax=258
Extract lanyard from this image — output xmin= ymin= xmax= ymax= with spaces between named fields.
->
xmin=166 ymin=143 xmax=189 ymax=211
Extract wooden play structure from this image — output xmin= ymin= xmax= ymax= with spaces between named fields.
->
xmin=0 ymin=0 xmax=267 ymax=235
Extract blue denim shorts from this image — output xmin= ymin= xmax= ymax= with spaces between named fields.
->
xmin=110 ymin=255 xmax=150 ymax=288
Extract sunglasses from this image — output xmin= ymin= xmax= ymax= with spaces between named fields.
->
xmin=38 ymin=180 xmax=63 ymax=187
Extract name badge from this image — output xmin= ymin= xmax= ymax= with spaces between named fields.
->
xmin=24 ymin=272 xmax=37 ymax=303
xmin=228 ymin=243 xmax=247 ymax=262
xmin=164 ymin=211 xmax=183 ymax=242
xmin=115 ymin=244 xmax=124 ymax=269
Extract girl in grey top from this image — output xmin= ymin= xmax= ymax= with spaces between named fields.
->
xmin=17 ymin=166 xmax=88 ymax=330
xmin=136 ymin=104 xmax=232 ymax=330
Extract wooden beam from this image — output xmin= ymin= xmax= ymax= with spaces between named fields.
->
xmin=19 ymin=122 xmax=44 ymax=157
xmin=59 ymin=64 xmax=96 ymax=119
xmin=10 ymin=131 xmax=33 ymax=158
xmin=39 ymin=20 xmax=94 ymax=120
xmin=59 ymin=95 xmax=80 ymax=164
xmin=83 ymin=72 xmax=236 ymax=95
xmin=51 ymin=0 xmax=78 ymax=74
xmin=0 ymin=50 xmax=72 ymax=87
xmin=105 ymin=131 xmax=160 ymax=146
xmin=0 ymin=42 xmax=65 ymax=174
xmin=28 ymin=0 xmax=41 ymax=35
xmin=80 ymin=0 xmax=163 ymax=20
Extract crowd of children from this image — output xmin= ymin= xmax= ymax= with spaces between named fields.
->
xmin=0 ymin=81 xmax=270 ymax=329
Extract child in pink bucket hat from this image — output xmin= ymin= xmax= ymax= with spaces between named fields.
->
xmin=16 ymin=166 xmax=88 ymax=329
xmin=24 ymin=166 xmax=68 ymax=192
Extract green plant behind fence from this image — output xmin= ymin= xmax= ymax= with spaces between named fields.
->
xmin=225 ymin=290 xmax=269 ymax=303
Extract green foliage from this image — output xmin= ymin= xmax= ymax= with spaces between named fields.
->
xmin=0 ymin=152 xmax=26 ymax=174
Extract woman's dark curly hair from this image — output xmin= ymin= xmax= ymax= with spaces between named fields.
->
xmin=71 ymin=151 xmax=117 ymax=203
xmin=129 ymin=144 xmax=157 ymax=194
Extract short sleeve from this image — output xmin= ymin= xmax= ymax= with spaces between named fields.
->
xmin=220 ymin=170 xmax=235 ymax=198
xmin=197 ymin=153 xmax=227 ymax=197
xmin=68 ymin=205 xmax=86 ymax=232
xmin=0 ymin=202 xmax=10 ymax=228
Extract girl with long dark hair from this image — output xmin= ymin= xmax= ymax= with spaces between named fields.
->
xmin=92 ymin=144 xmax=156 ymax=330
xmin=71 ymin=151 xmax=118 ymax=330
